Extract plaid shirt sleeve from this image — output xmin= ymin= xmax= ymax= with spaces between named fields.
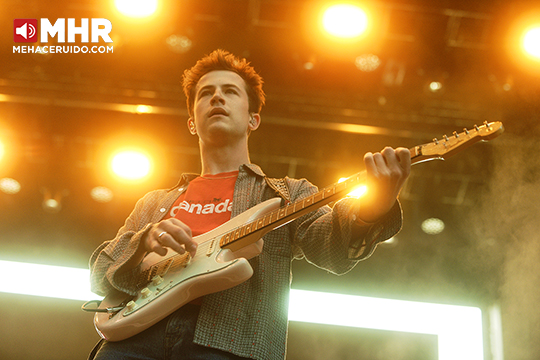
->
xmin=287 ymin=177 xmax=403 ymax=275
xmin=89 ymin=188 xmax=180 ymax=296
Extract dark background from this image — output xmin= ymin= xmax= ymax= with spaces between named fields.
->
xmin=1 ymin=0 xmax=540 ymax=359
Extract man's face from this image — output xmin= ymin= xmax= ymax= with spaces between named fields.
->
xmin=190 ymin=70 xmax=257 ymax=145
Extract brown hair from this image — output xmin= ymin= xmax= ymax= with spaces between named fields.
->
xmin=182 ymin=49 xmax=266 ymax=117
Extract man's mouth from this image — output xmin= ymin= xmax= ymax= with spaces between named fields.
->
xmin=209 ymin=108 xmax=228 ymax=117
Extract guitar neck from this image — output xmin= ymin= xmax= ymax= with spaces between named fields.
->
xmin=219 ymin=145 xmax=425 ymax=251
xmin=220 ymin=121 xmax=504 ymax=251
xmin=218 ymin=173 xmax=364 ymax=252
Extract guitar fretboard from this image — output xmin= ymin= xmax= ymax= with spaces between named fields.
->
xmin=218 ymin=171 xmax=368 ymax=250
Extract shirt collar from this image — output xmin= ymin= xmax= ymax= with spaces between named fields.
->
xmin=167 ymin=163 xmax=266 ymax=191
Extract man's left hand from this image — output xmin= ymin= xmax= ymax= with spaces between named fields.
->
xmin=356 ymin=147 xmax=411 ymax=224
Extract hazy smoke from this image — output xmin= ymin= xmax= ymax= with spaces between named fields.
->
xmin=474 ymin=133 xmax=540 ymax=359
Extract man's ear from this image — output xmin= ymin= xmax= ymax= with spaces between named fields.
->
xmin=187 ymin=118 xmax=197 ymax=135
xmin=248 ymin=113 xmax=261 ymax=131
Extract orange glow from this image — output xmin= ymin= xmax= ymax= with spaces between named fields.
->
xmin=114 ymin=0 xmax=158 ymax=18
xmin=96 ymin=131 xmax=166 ymax=188
xmin=301 ymin=2 xmax=377 ymax=61
xmin=523 ymin=26 xmax=540 ymax=60
xmin=339 ymin=177 xmax=368 ymax=198
xmin=0 ymin=134 xmax=16 ymax=173
xmin=110 ymin=149 xmax=152 ymax=181
xmin=505 ymin=9 xmax=540 ymax=76
xmin=322 ymin=3 xmax=369 ymax=39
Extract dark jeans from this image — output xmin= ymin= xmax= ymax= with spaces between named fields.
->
xmin=91 ymin=304 xmax=245 ymax=360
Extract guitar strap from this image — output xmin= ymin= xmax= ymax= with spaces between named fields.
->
xmin=264 ymin=177 xmax=291 ymax=204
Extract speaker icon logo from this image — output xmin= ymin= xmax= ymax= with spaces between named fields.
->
xmin=14 ymin=19 xmax=38 ymax=43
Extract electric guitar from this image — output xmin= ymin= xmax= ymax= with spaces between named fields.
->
xmin=85 ymin=121 xmax=504 ymax=342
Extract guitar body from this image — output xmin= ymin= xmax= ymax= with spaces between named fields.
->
xmin=94 ymin=197 xmax=282 ymax=342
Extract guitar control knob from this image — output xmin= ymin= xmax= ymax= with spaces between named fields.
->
xmin=126 ymin=300 xmax=136 ymax=311
xmin=141 ymin=287 xmax=152 ymax=299
xmin=152 ymin=275 xmax=164 ymax=286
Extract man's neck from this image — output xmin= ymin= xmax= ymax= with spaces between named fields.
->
xmin=199 ymin=140 xmax=251 ymax=176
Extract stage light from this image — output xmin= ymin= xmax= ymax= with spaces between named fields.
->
xmin=166 ymin=34 xmax=193 ymax=54
xmin=303 ymin=61 xmax=315 ymax=70
xmin=90 ymin=186 xmax=114 ymax=203
xmin=429 ymin=81 xmax=443 ymax=92
xmin=0 ymin=261 xmax=485 ymax=360
xmin=348 ymin=185 xmax=367 ymax=198
xmin=523 ymin=26 xmax=540 ymax=60
xmin=114 ymin=0 xmax=158 ymax=18
xmin=289 ymin=289 xmax=484 ymax=360
xmin=0 ymin=260 xmax=98 ymax=301
xmin=134 ymin=104 xmax=153 ymax=114
xmin=355 ymin=54 xmax=381 ymax=72
xmin=0 ymin=178 xmax=21 ymax=194
xmin=110 ymin=149 xmax=152 ymax=181
xmin=506 ymin=11 xmax=540 ymax=75
xmin=43 ymin=198 xmax=61 ymax=213
xmin=421 ymin=217 xmax=445 ymax=235
xmin=41 ymin=188 xmax=68 ymax=214
xmin=339 ymin=177 xmax=368 ymax=198
xmin=322 ymin=3 xmax=369 ymax=39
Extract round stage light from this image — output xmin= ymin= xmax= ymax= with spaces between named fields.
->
xmin=115 ymin=0 xmax=158 ymax=18
xmin=421 ymin=218 xmax=445 ymax=235
xmin=355 ymin=54 xmax=381 ymax=72
xmin=322 ymin=4 xmax=368 ymax=39
xmin=523 ymin=26 xmax=540 ymax=60
xmin=43 ymin=198 xmax=61 ymax=213
xmin=110 ymin=150 xmax=152 ymax=181
xmin=0 ymin=178 xmax=21 ymax=194
xmin=91 ymin=186 xmax=114 ymax=203
xmin=429 ymin=81 xmax=443 ymax=92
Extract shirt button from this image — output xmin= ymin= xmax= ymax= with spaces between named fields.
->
xmin=160 ymin=208 xmax=166 ymax=213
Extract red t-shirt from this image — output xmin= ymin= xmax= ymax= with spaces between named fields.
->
xmin=164 ymin=171 xmax=238 ymax=236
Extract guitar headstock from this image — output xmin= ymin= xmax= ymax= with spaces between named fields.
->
xmin=411 ymin=121 xmax=504 ymax=164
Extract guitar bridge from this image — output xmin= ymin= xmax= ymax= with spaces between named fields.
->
xmin=179 ymin=253 xmax=191 ymax=267
xmin=207 ymin=238 xmax=217 ymax=256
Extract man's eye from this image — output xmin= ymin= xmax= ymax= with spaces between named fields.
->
xmin=226 ymin=89 xmax=238 ymax=94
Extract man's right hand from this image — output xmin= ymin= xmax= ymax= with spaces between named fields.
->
xmin=145 ymin=218 xmax=198 ymax=257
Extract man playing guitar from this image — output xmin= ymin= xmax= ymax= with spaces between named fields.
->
xmin=88 ymin=49 xmax=411 ymax=360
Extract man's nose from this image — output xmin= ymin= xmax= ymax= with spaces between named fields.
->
xmin=210 ymin=91 xmax=225 ymax=106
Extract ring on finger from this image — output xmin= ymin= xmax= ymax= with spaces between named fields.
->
xmin=158 ymin=231 xmax=167 ymax=241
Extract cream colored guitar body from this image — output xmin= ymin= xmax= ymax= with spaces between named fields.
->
xmin=94 ymin=197 xmax=282 ymax=342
